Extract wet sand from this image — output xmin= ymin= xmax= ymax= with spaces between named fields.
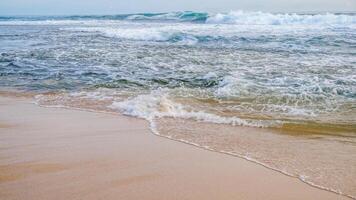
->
xmin=0 ymin=96 xmax=349 ymax=200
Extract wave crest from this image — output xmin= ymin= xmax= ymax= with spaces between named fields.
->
xmin=206 ymin=11 xmax=356 ymax=25
xmin=125 ymin=11 xmax=208 ymax=22
xmin=1 ymin=11 xmax=355 ymax=26
xmin=109 ymin=90 xmax=279 ymax=128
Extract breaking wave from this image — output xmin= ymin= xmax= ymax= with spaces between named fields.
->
xmin=1 ymin=11 xmax=355 ymax=25
xmin=206 ymin=11 xmax=356 ymax=25
xmin=108 ymin=90 xmax=279 ymax=128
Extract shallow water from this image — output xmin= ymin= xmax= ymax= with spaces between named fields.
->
xmin=0 ymin=11 xmax=355 ymax=198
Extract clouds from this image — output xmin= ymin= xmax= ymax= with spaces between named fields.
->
xmin=0 ymin=0 xmax=355 ymax=15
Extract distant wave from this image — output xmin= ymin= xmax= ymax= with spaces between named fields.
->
xmin=1 ymin=11 xmax=356 ymax=25
xmin=0 ymin=11 xmax=208 ymax=23
xmin=206 ymin=11 xmax=356 ymax=25
xmin=125 ymin=11 xmax=208 ymax=22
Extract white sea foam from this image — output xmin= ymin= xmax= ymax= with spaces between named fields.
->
xmin=126 ymin=12 xmax=183 ymax=21
xmin=71 ymin=26 xmax=200 ymax=44
xmin=1 ymin=11 xmax=355 ymax=26
xmin=206 ymin=11 xmax=356 ymax=25
xmin=109 ymin=90 xmax=278 ymax=128
xmin=101 ymin=27 xmax=169 ymax=41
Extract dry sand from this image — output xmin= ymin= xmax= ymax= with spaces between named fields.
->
xmin=0 ymin=96 xmax=349 ymax=200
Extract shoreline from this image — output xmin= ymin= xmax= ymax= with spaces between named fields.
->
xmin=150 ymin=127 xmax=353 ymax=199
xmin=0 ymin=95 xmax=351 ymax=200
xmin=15 ymin=92 xmax=356 ymax=199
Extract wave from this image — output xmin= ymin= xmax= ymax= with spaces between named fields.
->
xmin=125 ymin=11 xmax=208 ymax=22
xmin=206 ymin=11 xmax=356 ymax=25
xmin=0 ymin=11 xmax=208 ymax=23
xmin=69 ymin=26 xmax=210 ymax=44
xmin=1 ymin=11 xmax=355 ymax=25
xmin=108 ymin=90 xmax=280 ymax=128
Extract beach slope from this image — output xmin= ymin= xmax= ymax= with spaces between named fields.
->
xmin=0 ymin=96 xmax=348 ymax=200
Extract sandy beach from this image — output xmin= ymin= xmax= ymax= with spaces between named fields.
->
xmin=0 ymin=95 xmax=349 ymax=200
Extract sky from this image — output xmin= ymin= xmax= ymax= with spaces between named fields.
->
xmin=0 ymin=0 xmax=355 ymax=15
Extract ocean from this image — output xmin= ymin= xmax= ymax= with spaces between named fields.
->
xmin=0 ymin=11 xmax=355 ymax=198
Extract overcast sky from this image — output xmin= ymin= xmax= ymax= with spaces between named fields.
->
xmin=0 ymin=0 xmax=355 ymax=15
